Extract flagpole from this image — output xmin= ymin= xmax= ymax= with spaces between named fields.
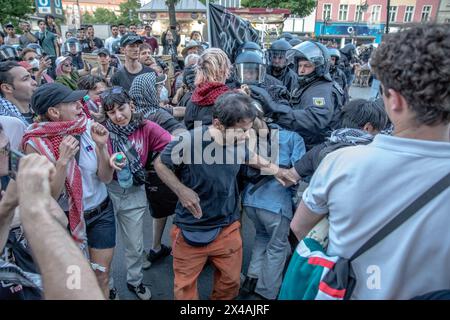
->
xmin=206 ymin=0 xmax=212 ymax=45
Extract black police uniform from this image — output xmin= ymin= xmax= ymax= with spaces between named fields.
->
xmin=267 ymin=65 xmax=299 ymax=93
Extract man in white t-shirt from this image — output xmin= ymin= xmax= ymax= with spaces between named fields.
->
xmin=104 ymin=25 xmax=121 ymax=54
xmin=290 ymin=24 xmax=450 ymax=300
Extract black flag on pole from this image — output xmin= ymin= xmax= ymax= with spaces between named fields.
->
xmin=208 ymin=4 xmax=260 ymax=63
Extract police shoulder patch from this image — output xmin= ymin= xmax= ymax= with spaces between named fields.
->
xmin=313 ymin=97 xmax=326 ymax=107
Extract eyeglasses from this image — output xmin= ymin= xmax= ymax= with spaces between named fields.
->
xmin=62 ymin=63 xmax=72 ymax=67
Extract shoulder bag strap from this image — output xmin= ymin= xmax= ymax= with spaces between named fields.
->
xmin=350 ymin=172 xmax=450 ymax=261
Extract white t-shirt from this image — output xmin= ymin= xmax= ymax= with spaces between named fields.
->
xmin=78 ymin=120 xmax=108 ymax=210
xmin=0 ymin=116 xmax=27 ymax=150
xmin=26 ymin=120 xmax=108 ymax=211
xmin=302 ymin=134 xmax=450 ymax=300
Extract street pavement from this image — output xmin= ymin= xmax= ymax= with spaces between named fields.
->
xmin=111 ymin=208 xmax=256 ymax=300
xmin=111 ymin=84 xmax=374 ymax=300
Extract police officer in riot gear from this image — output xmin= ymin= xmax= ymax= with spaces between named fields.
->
xmin=26 ymin=43 xmax=44 ymax=56
xmin=328 ymin=47 xmax=349 ymax=102
xmin=339 ymin=43 xmax=358 ymax=86
xmin=249 ymin=40 xmax=345 ymax=150
xmin=0 ymin=45 xmax=19 ymax=62
xmin=63 ymin=37 xmax=84 ymax=70
xmin=235 ymin=50 xmax=267 ymax=85
xmin=234 ymin=41 xmax=284 ymax=88
xmin=267 ymin=39 xmax=299 ymax=92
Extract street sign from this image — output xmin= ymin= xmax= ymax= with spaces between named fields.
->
xmin=36 ymin=0 xmax=51 ymax=15
xmin=54 ymin=0 xmax=64 ymax=18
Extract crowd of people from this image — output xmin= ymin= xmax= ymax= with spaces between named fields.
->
xmin=0 ymin=19 xmax=449 ymax=301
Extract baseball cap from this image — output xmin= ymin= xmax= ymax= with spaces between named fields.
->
xmin=31 ymin=83 xmax=87 ymax=115
xmin=4 ymin=22 xmax=14 ymax=29
xmin=95 ymin=48 xmax=110 ymax=56
xmin=120 ymin=34 xmax=143 ymax=47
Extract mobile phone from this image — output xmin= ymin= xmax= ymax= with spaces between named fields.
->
xmin=8 ymin=149 xmax=25 ymax=179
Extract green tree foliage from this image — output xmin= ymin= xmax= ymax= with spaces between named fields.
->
xmin=118 ymin=0 xmax=141 ymax=25
xmin=0 ymin=0 xmax=35 ymax=27
xmin=241 ymin=0 xmax=316 ymax=17
xmin=93 ymin=8 xmax=118 ymax=24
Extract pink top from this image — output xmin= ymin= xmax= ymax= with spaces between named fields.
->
xmin=108 ymin=120 xmax=172 ymax=166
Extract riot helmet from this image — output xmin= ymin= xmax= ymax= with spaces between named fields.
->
xmin=235 ymin=50 xmax=266 ymax=85
xmin=340 ymin=43 xmax=357 ymax=58
xmin=12 ymin=44 xmax=23 ymax=56
xmin=328 ymin=48 xmax=341 ymax=70
xmin=0 ymin=45 xmax=19 ymax=62
xmin=278 ymin=32 xmax=294 ymax=42
xmin=236 ymin=41 xmax=266 ymax=64
xmin=64 ymin=37 xmax=82 ymax=55
xmin=286 ymin=40 xmax=332 ymax=85
xmin=26 ymin=43 xmax=43 ymax=56
xmin=289 ymin=38 xmax=302 ymax=47
xmin=268 ymin=39 xmax=292 ymax=71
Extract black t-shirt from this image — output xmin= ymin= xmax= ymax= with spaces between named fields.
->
xmin=160 ymin=126 xmax=250 ymax=232
xmin=110 ymin=65 xmax=155 ymax=91
xmin=80 ymin=37 xmax=104 ymax=53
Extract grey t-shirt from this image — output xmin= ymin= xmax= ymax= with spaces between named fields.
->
xmin=160 ymin=125 xmax=249 ymax=231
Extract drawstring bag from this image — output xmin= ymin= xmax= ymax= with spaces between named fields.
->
xmin=280 ymin=172 xmax=450 ymax=300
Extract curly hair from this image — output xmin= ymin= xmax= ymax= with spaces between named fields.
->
xmin=371 ymin=24 xmax=450 ymax=126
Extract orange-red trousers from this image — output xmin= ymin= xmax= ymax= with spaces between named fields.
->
xmin=171 ymin=221 xmax=243 ymax=300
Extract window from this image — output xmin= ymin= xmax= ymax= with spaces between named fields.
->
xmin=323 ymin=4 xmax=332 ymax=21
xmin=421 ymin=5 xmax=432 ymax=22
xmin=404 ymin=6 xmax=414 ymax=22
xmin=371 ymin=5 xmax=381 ymax=22
xmin=355 ymin=5 xmax=364 ymax=22
xmin=388 ymin=6 xmax=397 ymax=23
xmin=339 ymin=4 xmax=348 ymax=21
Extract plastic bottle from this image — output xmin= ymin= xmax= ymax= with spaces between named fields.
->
xmin=83 ymin=95 xmax=99 ymax=113
xmin=115 ymin=154 xmax=133 ymax=188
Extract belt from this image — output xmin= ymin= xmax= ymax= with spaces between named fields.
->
xmin=84 ymin=196 xmax=110 ymax=221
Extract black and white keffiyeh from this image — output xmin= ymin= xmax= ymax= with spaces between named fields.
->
xmin=105 ymin=117 xmax=148 ymax=186
xmin=129 ymin=72 xmax=160 ymax=118
xmin=328 ymin=128 xmax=374 ymax=145
xmin=0 ymin=97 xmax=29 ymax=125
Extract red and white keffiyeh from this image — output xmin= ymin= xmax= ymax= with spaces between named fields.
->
xmin=21 ymin=115 xmax=88 ymax=248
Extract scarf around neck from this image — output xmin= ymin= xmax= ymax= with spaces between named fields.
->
xmin=129 ymin=72 xmax=160 ymax=118
xmin=21 ymin=115 xmax=88 ymax=249
xmin=191 ymin=82 xmax=229 ymax=106
xmin=328 ymin=128 xmax=374 ymax=145
xmin=105 ymin=116 xmax=148 ymax=186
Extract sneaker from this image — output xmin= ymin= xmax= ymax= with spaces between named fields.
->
xmin=142 ymin=256 xmax=152 ymax=270
xmin=127 ymin=283 xmax=152 ymax=300
xmin=109 ymin=288 xmax=119 ymax=300
xmin=147 ymin=244 xmax=171 ymax=263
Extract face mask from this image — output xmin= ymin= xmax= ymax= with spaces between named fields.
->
xmin=30 ymin=58 xmax=40 ymax=70
xmin=159 ymin=86 xmax=169 ymax=102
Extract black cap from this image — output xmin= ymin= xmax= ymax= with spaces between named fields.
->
xmin=4 ymin=22 xmax=14 ymax=29
xmin=120 ymin=34 xmax=143 ymax=47
xmin=31 ymin=83 xmax=87 ymax=115
xmin=95 ymin=48 xmax=110 ymax=56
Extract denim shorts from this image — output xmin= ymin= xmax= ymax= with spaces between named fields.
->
xmin=85 ymin=198 xmax=116 ymax=249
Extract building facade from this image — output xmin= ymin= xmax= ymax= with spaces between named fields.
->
xmin=436 ymin=0 xmax=450 ymax=23
xmin=315 ymin=0 xmax=440 ymax=46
